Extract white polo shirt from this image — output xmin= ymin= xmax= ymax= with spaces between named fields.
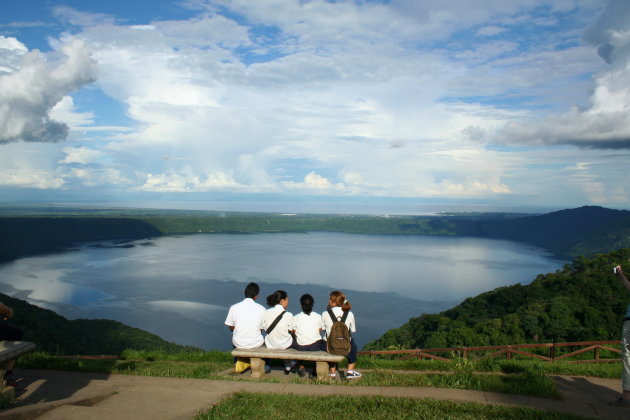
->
xmin=322 ymin=307 xmax=356 ymax=340
xmin=292 ymin=312 xmax=324 ymax=345
xmin=225 ymin=298 xmax=265 ymax=348
xmin=263 ymin=304 xmax=294 ymax=349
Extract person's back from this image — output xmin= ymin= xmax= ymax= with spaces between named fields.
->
xmin=225 ymin=282 xmax=265 ymax=349
xmin=291 ymin=294 xmax=325 ymax=350
xmin=263 ymin=290 xmax=293 ymax=349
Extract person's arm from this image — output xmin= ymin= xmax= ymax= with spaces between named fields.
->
xmin=615 ymin=266 xmax=630 ymax=293
xmin=0 ymin=302 xmax=14 ymax=320
xmin=225 ymin=306 xmax=235 ymax=331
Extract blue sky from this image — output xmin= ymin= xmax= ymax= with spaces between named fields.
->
xmin=1 ymin=0 xmax=630 ymax=214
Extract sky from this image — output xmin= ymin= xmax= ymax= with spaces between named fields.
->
xmin=1 ymin=0 xmax=630 ymax=214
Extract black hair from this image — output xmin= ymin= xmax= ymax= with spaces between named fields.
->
xmin=300 ymin=293 xmax=314 ymax=315
xmin=266 ymin=290 xmax=287 ymax=307
xmin=244 ymin=282 xmax=260 ymax=299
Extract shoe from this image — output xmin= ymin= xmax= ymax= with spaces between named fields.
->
xmin=3 ymin=371 xmax=17 ymax=387
xmin=264 ymin=364 xmax=271 ymax=374
xmin=328 ymin=372 xmax=336 ymax=378
xmin=610 ymin=397 xmax=630 ymax=407
xmin=307 ymin=368 xmax=314 ymax=379
xmin=284 ymin=368 xmax=291 ymax=375
xmin=346 ymin=370 xmax=362 ymax=379
xmin=297 ymin=367 xmax=307 ymax=378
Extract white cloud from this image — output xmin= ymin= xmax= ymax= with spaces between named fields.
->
xmin=495 ymin=0 xmax=630 ymax=149
xmin=0 ymin=39 xmax=97 ymax=144
xmin=135 ymin=170 xmax=240 ymax=192
xmin=59 ymin=147 xmax=102 ymax=164
xmin=5 ymin=0 xmax=629 ymax=209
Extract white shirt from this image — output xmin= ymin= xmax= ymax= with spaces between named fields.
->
xmin=263 ymin=304 xmax=294 ymax=349
xmin=322 ymin=307 xmax=356 ymax=340
xmin=224 ymin=298 xmax=265 ymax=348
xmin=291 ymin=312 xmax=324 ymax=345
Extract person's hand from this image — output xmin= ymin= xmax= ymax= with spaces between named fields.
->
xmin=616 ymin=265 xmax=625 ymax=276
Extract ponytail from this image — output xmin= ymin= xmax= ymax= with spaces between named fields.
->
xmin=266 ymin=289 xmax=287 ymax=308
xmin=329 ymin=290 xmax=351 ymax=312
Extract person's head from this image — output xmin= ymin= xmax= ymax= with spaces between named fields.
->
xmin=266 ymin=290 xmax=288 ymax=308
xmin=329 ymin=290 xmax=351 ymax=312
xmin=244 ymin=282 xmax=260 ymax=299
xmin=300 ymin=293 xmax=315 ymax=315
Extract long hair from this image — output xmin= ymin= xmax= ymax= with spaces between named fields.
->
xmin=329 ymin=290 xmax=351 ymax=312
xmin=300 ymin=293 xmax=314 ymax=315
xmin=266 ymin=289 xmax=287 ymax=307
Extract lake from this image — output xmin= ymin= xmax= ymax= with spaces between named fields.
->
xmin=0 ymin=232 xmax=566 ymax=350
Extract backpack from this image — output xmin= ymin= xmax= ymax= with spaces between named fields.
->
xmin=326 ymin=308 xmax=351 ymax=356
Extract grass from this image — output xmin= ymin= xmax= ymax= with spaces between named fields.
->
xmin=358 ymin=355 xmax=621 ymax=379
xmin=18 ymin=350 xmax=234 ymax=379
xmin=195 ymin=392 xmax=587 ymax=420
xmin=16 ymin=350 xmax=619 ymax=400
xmin=292 ymin=358 xmax=560 ymax=399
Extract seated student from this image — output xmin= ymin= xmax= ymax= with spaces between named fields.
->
xmin=224 ymin=282 xmax=265 ymax=349
xmin=0 ymin=302 xmax=23 ymax=387
xmin=263 ymin=290 xmax=295 ymax=375
xmin=291 ymin=294 xmax=325 ymax=377
xmin=322 ymin=290 xmax=361 ymax=379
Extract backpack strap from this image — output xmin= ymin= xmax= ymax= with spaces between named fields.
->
xmin=327 ymin=307 xmax=350 ymax=323
xmin=266 ymin=311 xmax=286 ymax=335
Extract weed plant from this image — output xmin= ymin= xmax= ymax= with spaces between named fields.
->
xmin=196 ymin=392 xmax=584 ymax=420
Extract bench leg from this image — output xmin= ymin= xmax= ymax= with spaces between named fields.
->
xmin=250 ymin=357 xmax=265 ymax=379
xmin=315 ymin=361 xmax=329 ymax=380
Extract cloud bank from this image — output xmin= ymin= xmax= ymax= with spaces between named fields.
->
xmin=497 ymin=0 xmax=630 ymax=149
xmin=0 ymin=38 xmax=97 ymax=144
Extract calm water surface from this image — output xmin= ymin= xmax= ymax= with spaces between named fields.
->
xmin=0 ymin=232 xmax=566 ymax=350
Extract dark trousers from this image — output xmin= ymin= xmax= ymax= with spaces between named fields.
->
xmin=291 ymin=338 xmax=326 ymax=351
xmin=0 ymin=321 xmax=22 ymax=341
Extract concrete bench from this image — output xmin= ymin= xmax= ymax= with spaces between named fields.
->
xmin=0 ymin=341 xmax=35 ymax=401
xmin=0 ymin=341 xmax=36 ymax=365
xmin=231 ymin=347 xmax=344 ymax=379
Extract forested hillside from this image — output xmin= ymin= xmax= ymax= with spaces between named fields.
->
xmin=0 ymin=293 xmax=193 ymax=355
xmin=365 ymin=248 xmax=630 ymax=350
xmin=457 ymin=206 xmax=630 ymax=258
xmin=0 ymin=217 xmax=161 ymax=262
xmin=1 ymin=206 xmax=629 ymax=263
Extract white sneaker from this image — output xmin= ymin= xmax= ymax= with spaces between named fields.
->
xmin=328 ymin=373 xmax=336 ymax=377
xmin=346 ymin=370 xmax=362 ymax=379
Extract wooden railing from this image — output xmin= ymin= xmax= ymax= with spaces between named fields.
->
xmin=359 ymin=340 xmax=622 ymax=363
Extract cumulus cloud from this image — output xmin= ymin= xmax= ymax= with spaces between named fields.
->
xmin=496 ymin=0 xmax=630 ymax=149
xmin=59 ymin=147 xmax=102 ymax=165
xmin=0 ymin=39 xmax=97 ymax=144
xmin=135 ymin=170 xmax=240 ymax=192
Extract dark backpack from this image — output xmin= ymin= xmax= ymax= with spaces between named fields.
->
xmin=326 ymin=308 xmax=351 ymax=356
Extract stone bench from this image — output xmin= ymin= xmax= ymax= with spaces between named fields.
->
xmin=231 ymin=347 xmax=344 ymax=379
xmin=0 ymin=341 xmax=36 ymax=402
xmin=0 ymin=341 xmax=36 ymax=366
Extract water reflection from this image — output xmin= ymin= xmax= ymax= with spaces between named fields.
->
xmin=0 ymin=232 xmax=566 ymax=349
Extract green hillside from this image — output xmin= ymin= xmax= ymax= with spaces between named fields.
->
xmin=0 ymin=217 xmax=161 ymax=263
xmin=0 ymin=293 xmax=193 ymax=355
xmin=454 ymin=206 xmax=630 ymax=258
xmin=365 ymin=248 xmax=630 ymax=350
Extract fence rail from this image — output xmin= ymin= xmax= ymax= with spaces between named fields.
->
xmin=358 ymin=340 xmax=622 ymax=363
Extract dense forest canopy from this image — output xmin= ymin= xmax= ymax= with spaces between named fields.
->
xmin=0 ymin=292 xmax=193 ymax=355
xmin=365 ymin=248 xmax=630 ymax=350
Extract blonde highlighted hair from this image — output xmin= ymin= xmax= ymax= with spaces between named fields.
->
xmin=329 ymin=290 xmax=351 ymax=312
